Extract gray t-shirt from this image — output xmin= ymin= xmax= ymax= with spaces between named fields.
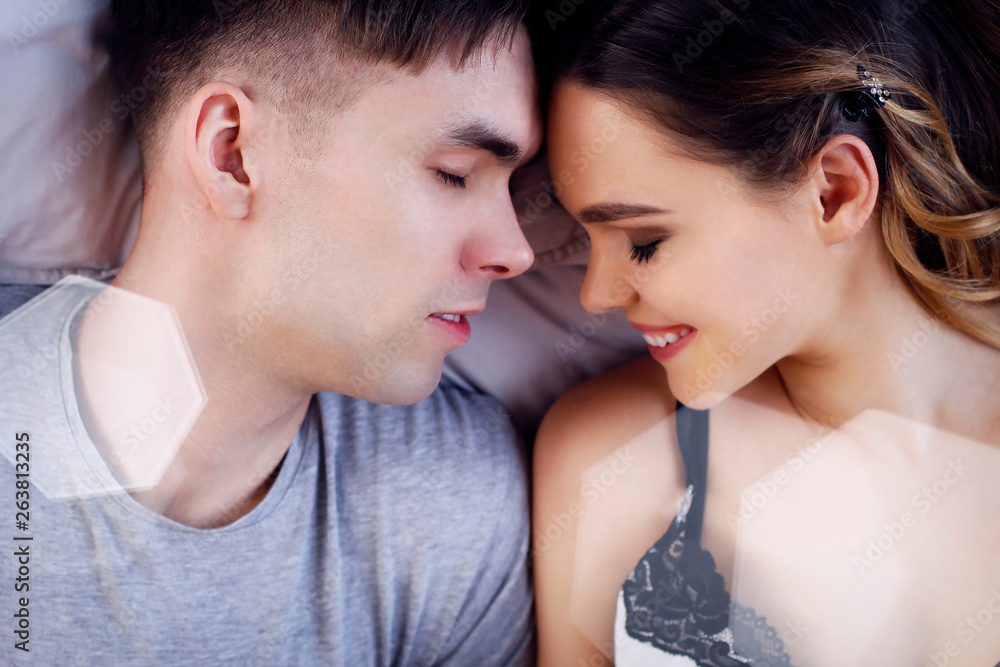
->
xmin=0 ymin=278 xmax=534 ymax=665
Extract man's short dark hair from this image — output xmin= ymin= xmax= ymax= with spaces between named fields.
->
xmin=109 ymin=0 xmax=531 ymax=174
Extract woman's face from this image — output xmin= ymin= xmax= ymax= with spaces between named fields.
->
xmin=548 ymin=82 xmax=830 ymax=408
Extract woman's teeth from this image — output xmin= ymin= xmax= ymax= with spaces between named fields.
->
xmin=432 ymin=313 xmax=462 ymax=323
xmin=643 ymin=328 xmax=691 ymax=348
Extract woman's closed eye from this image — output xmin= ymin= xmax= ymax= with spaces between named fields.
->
xmin=629 ymin=238 xmax=665 ymax=264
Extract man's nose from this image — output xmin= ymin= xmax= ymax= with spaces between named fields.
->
xmin=462 ymin=198 xmax=534 ymax=280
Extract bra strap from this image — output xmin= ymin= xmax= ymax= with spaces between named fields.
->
xmin=675 ymin=400 xmax=710 ymax=543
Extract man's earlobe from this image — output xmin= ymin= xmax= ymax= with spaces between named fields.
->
xmin=185 ymin=83 xmax=257 ymax=220
xmin=813 ymin=134 xmax=880 ymax=246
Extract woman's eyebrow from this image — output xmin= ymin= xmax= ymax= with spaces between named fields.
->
xmin=576 ymin=202 xmax=669 ymax=223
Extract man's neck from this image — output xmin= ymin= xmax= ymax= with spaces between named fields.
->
xmin=72 ymin=259 xmax=313 ymax=528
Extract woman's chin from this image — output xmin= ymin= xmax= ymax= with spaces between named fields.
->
xmin=669 ymin=376 xmax=732 ymax=411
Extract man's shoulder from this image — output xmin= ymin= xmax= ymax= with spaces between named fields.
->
xmin=0 ymin=284 xmax=49 ymax=320
xmin=314 ymin=380 xmax=521 ymax=466
xmin=312 ymin=384 xmax=533 ymax=665
xmin=311 ymin=382 xmax=529 ymax=544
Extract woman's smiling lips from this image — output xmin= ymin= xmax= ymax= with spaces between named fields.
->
xmin=629 ymin=322 xmax=697 ymax=362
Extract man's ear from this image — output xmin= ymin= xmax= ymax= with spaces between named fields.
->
xmin=809 ymin=134 xmax=880 ymax=245
xmin=185 ymin=82 xmax=259 ymax=220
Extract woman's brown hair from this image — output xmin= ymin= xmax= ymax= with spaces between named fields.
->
xmin=533 ymin=0 xmax=1000 ymax=347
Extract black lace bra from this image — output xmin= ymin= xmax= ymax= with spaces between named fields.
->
xmin=618 ymin=404 xmax=1000 ymax=667
xmin=618 ymin=402 xmax=793 ymax=666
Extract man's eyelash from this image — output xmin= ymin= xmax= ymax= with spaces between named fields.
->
xmin=629 ymin=239 xmax=664 ymax=265
xmin=436 ymin=170 xmax=467 ymax=189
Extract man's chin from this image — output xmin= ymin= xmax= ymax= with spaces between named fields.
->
xmin=341 ymin=364 xmax=444 ymax=406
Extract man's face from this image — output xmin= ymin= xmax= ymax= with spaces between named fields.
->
xmin=250 ymin=28 xmax=541 ymax=405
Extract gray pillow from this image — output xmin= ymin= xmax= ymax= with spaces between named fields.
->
xmin=1 ymin=0 xmax=140 ymax=283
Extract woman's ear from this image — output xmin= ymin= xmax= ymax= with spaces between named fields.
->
xmin=810 ymin=133 xmax=880 ymax=245
xmin=184 ymin=82 xmax=259 ymax=220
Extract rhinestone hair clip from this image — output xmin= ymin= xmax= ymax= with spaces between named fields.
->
xmin=842 ymin=64 xmax=893 ymax=122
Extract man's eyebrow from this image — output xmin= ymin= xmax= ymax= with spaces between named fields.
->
xmin=443 ymin=121 xmax=523 ymax=167
xmin=576 ymin=203 xmax=670 ymax=224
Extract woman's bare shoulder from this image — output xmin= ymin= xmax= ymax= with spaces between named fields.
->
xmin=536 ymin=354 xmax=676 ymax=462
xmin=533 ymin=356 xmax=687 ymax=664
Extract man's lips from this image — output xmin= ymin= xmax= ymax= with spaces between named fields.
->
xmin=426 ymin=305 xmax=485 ymax=345
xmin=430 ymin=306 xmax=485 ymax=319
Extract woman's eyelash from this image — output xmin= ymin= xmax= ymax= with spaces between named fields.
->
xmin=629 ymin=239 xmax=664 ymax=265
xmin=436 ymin=170 xmax=467 ymax=189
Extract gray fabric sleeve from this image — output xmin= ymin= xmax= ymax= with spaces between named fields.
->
xmin=432 ymin=424 xmax=535 ymax=667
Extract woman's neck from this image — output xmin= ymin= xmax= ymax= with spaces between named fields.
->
xmin=774 ymin=288 xmax=1000 ymax=444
